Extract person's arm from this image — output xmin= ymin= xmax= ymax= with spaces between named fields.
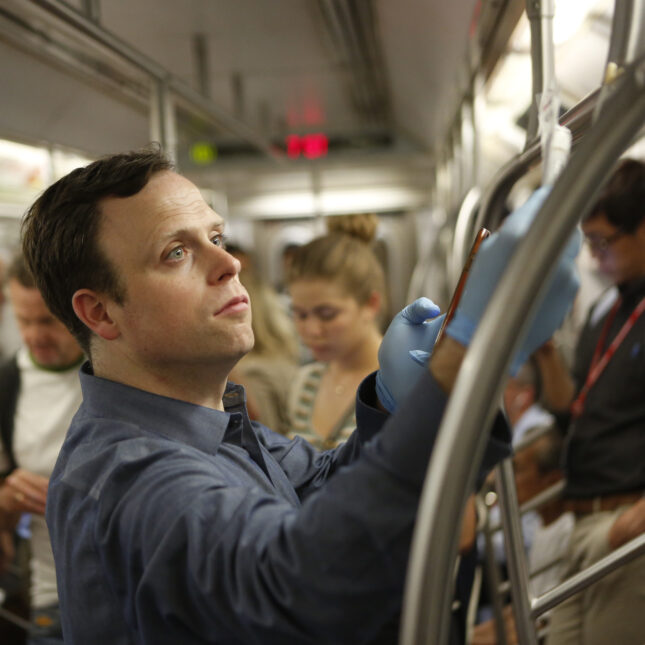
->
xmin=81 ymin=357 xmax=509 ymax=645
xmin=608 ymin=498 xmax=645 ymax=550
xmin=533 ymin=340 xmax=576 ymax=413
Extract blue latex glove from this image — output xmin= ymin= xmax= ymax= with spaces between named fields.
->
xmin=445 ymin=186 xmax=581 ymax=373
xmin=376 ymin=297 xmax=443 ymax=412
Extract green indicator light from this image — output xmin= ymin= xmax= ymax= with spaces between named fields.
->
xmin=190 ymin=143 xmax=217 ymax=164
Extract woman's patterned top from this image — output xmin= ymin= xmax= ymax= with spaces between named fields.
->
xmin=287 ymin=362 xmax=356 ymax=450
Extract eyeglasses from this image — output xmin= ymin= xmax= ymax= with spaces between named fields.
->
xmin=583 ymin=229 xmax=625 ymax=253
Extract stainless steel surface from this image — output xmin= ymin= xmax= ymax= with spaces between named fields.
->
xmin=477 ymin=494 xmax=510 ymax=645
xmin=475 ymin=88 xmax=600 ymax=233
xmin=497 ymin=460 xmax=539 ymax=645
xmin=399 ymin=57 xmax=645 ymax=645
xmin=531 ymin=532 xmax=645 ymax=617
xmin=606 ymin=0 xmax=645 ymax=68
xmin=488 ymin=481 xmax=565 ymax=533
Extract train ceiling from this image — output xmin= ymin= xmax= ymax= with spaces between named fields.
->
xmin=0 ymin=0 xmax=523 ymax=162
xmin=0 ymin=0 xmax=613 ymax=179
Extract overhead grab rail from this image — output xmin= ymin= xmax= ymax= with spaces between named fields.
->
xmin=477 ymin=0 xmax=645 ymax=234
xmin=399 ymin=50 xmax=645 ymax=645
xmin=474 ymin=88 xmax=598 ymax=233
xmin=16 ymin=0 xmax=285 ymax=162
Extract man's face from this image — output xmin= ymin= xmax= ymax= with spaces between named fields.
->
xmin=96 ymin=171 xmax=253 ymax=372
xmin=9 ymin=279 xmax=83 ymax=368
xmin=582 ymin=213 xmax=645 ymax=285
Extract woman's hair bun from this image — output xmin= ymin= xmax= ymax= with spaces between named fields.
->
xmin=325 ymin=213 xmax=378 ymax=244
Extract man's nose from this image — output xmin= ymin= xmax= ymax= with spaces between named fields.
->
xmin=206 ymin=245 xmax=241 ymax=283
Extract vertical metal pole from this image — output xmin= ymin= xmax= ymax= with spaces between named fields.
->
xmin=525 ymin=0 xmax=544 ymax=146
xmin=479 ymin=490 xmax=510 ymax=645
xmin=595 ymin=0 xmax=645 ymax=120
xmin=193 ymin=33 xmax=211 ymax=99
xmin=82 ymin=0 xmax=100 ymax=23
xmin=496 ymin=460 xmax=539 ymax=645
xmin=399 ymin=59 xmax=645 ymax=645
xmin=150 ymin=80 xmax=177 ymax=167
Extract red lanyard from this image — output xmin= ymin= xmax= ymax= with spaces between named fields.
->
xmin=570 ymin=295 xmax=645 ymax=419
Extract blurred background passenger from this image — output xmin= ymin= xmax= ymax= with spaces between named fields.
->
xmin=536 ymin=158 xmax=645 ymax=645
xmin=286 ymin=213 xmax=386 ymax=448
xmin=0 ymin=257 xmax=6 ymax=359
xmin=228 ymin=265 xmax=300 ymax=434
xmin=0 ymin=253 xmax=84 ymax=645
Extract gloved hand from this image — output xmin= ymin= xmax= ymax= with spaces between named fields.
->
xmin=376 ymin=297 xmax=443 ymax=412
xmin=445 ymin=186 xmax=581 ymax=373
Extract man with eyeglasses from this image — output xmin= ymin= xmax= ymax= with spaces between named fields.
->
xmin=537 ymin=158 xmax=645 ymax=645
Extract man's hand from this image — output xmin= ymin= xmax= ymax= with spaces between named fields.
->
xmin=0 ymin=468 xmax=49 ymax=516
xmin=375 ymin=297 xmax=442 ymax=412
xmin=608 ymin=498 xmax=645 ymax=550
xmin=446 ymin=187 xmax=581 ymax=374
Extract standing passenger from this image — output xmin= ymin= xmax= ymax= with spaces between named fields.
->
xmin=21 ymin=147 xmax=579 ymax=645
xmin=537 ymin=158 xmax=645 ymax=645
xmin=229 ymin=266 xmax=299 ymax=434
xmin=287 ymin=214 xmax=388 ymax=448
xmin=0 ymin=253 xmax=84 ymax=645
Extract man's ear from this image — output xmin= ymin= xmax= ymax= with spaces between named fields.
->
xmin=72 ymin=289 xmax=121 ymax=341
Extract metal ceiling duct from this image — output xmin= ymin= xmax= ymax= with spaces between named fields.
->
xmin=315 ymin=0 xmax=392 ymax=125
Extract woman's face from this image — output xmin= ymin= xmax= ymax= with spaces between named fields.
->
xmin=289 ymin=279 xmax=378 ymax=362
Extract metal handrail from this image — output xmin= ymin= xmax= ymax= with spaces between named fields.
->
xmin=497 ymin=459 xmax=539 ymax=644
xmin=477 ymin=0 xmax=645 ymax=235
xmin=532 ymin=532 xmax=645 ymax=617
xmin=474 ymin=87 xmax=599 ymax=233
xmin=399 ymin=54 xmax=645 ymax=645
xmin=605 ymin=0 xmax=645 ymax=71
xmin=448 ymin=186 xmax=482 ymax=291
xmin=487 ymin=480 xmax=565 ymax=534
xmin=20 ymin=0 xmax=284 ymax=161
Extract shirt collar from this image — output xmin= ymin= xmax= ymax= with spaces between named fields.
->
xmin=617 ymin=274 xmax=645 ymax=302
xmin=78 ymin=362 xmax=249 ymax=455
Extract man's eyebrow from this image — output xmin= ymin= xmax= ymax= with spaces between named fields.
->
xmin=158 ymin=219 xmax=225 ymax=242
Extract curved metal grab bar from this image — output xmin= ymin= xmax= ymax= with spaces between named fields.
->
xmin=474 ymin=88 xmax=599 ymax=233
xmin=477 ymin=0 xmax=644 ymax=234
xmin=531 ymin=532 xmax=645 ymax=617
xmin=399 ymin=56 xmax=645 ymax=645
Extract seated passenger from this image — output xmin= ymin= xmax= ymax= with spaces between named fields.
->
xmin=21 ymin=147 xmax=580 ymax=645
xmin=286 ymin=213 xmax=385 ymax=448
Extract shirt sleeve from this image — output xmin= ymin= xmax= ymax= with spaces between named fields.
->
xmin=96 ymin=369 xmax=511 ymax=645
xmin=255 ymin=372 xmax=389 ymax=502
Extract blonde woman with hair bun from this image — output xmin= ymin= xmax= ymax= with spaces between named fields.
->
xmin=286 ymin=213 xmax=386 ymax=449
xmin=229 ymin=265 xmax=300 ymax=435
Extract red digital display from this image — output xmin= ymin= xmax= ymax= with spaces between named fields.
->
xmin=285 ymin=133 xmax=328 ymax=159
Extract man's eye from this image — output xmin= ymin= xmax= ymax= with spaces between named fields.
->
xmin=211 ymin=234 xmax=227 ymax=248
xmin=167 ymin=247 xmax=185 ymax=260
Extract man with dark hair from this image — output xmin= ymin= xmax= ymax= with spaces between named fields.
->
xmin=537 ymin=158 xmax=645 ymax=645
xmin=0 ymin=253 xmax=84 ymax=645
xmin=21 ymin=146 xmax=579 ymax=645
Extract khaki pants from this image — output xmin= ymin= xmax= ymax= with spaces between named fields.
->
xmin=546 ymin=505 xmax=645 ymax=645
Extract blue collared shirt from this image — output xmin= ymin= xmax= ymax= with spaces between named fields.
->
xmin=47 ymin=364 xmax=510 ymax=644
